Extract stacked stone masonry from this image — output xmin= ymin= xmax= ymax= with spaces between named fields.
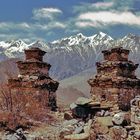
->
xmin=8 ymin=47 xmax=59 ymax=111
xmin=131 ymin=96 xmax=140 ymax=131
xmin=88 ymin=47 xmax=140 ymax=111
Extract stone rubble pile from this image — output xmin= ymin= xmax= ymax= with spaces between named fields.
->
xmin=58 ymin=95 xmax=140 ymax=139
xmin=59 ymin=119 xmax=92 ymax=140
xmin=131 ymin=95 xmax=140 ymax=131
xmin=3 ymin=128 xmax=27 ymax=140
xmin=88 ymin=101 xmax=140 ymax=140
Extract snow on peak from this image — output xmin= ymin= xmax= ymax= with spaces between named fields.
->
xmin=50 ymin=32 xmax=112 ymax=48
xmin=0 ymin=33 xmax=140 ymax=80
xmin=76 ymin=33 xmax=85 ymax=38
xmin=97 ymin=32 xmax=113 ymax=40
xmin=27 ymin=40 xmax=50 ymax=52
xmin=0 ymin=39 xmax=28 ymax=51
xmin=0 ymin=41 xmax=10 ymax=49
xmin=99 ymin=31 xmax=107 ymax=37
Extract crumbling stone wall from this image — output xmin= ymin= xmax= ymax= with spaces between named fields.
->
xmin=88 ymin=47 xmax=140 ymax=111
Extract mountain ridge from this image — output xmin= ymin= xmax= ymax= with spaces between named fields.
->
xmin=0 ymin=32 xmax=140 ymax=105
xmin=0 ymin=32 xmax=140 ymax=80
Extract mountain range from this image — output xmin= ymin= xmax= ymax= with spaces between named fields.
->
xmin=0 ymin=32 xmax=140 ymax=105
xmin=0 ymin=32 xmax=140 ymax=80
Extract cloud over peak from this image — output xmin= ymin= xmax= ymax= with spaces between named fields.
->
xmin=0 ymin=0 xmax=139 ymax=42
xmin=93 ymin=2 xmax=114 ymax=8
xmin=77 ymin=11 xmax=140 ymax=27
xmin=33 ymin=7 xmax=63 ymax=20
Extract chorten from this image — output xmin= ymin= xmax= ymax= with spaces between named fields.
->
xmin=88 ymin=47 xmax=140 ymax=111
xmin=8 ymin=47 xmax=59 ymax=111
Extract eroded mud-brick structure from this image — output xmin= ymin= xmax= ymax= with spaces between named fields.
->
xmin=8 ymin=47 xmax=59 ymax=111
xmin=88 ymin=47 xmax=140 ymax=111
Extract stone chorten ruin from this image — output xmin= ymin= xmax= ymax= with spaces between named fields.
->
xmin=8 ymin=47 xmax=59 ymax=111
xmin=88 ymin=47 xmax=140 ymax=111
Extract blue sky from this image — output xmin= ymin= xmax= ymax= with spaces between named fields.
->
xmin=0 ymin=0 xmax=140 ymax=42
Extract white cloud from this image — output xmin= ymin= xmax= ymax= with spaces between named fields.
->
xmin=93 ymin=2 xmax=114 ymax=8
xmin=0 ymin=33 xmax=21 ymax=41
xmin=33 ymin=7 xmax=62 ymax=20
xmin=73 ymin=1 xmax=115 ymax=14
xmin=0 ymin=22 xmax=9 ymax=28
xmin=18 ymin=23 xmax=30 ymax=29
xmin=0 ymin=22 xmax=30 ymax=30
xmin=0 ymin=20 xmax=66 ymax=33
xmin=75 ymin=21 xmax=100 ymax=28
xmin=0 ymin=20 xmax=66 ymax=42
xmin=0 ymin=31 xmax=45 ymax=43
xmin=77 ymin=11 xmax=140 ymax=27
xmin=50 ymin=22 xmax=66 ymax=28
xmin=33 ymin=22 xmax=66 ymax=31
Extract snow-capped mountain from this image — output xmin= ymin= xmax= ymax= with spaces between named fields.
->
xmin=0 ymin=32 xmax=140 ymax=80
xmin=0 ymin=40 xmax=29 ymax=60
xmin=48 ymin=32 xmax=113 ymax=49
xmin=111 ymin=33 xmax=140 ymax=64
xmin=45 ymin=32 xmax=113 ymax=79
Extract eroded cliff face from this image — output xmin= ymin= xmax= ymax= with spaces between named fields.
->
xmin=88 ymin=47 xmax=140 ymax=111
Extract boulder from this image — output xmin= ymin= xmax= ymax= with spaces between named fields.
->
xmin=3 ymin=128 xmax=27 ymax=140
xmin=134 ymin=131 xmax=140 ymax=139
xmin=93 ymin=121 xmax=109 ymax=135
xmin=112 ymin=112 xmax=130 ymax=126
xmin=75 ymin=97 xmax=92 ymax=105
xmin=112 ymin=113 xmax=124 ymax=125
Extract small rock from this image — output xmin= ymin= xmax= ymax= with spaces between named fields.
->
xmin=104 ymin=111 xmax=110 ymax=116
xmin=70 ymin=103 xmax=77 ymax=110
xmin=29 ymin=75 xmax=38 ymax=80
xmin=75 ymin=97 xmax=92 ymax=105
xmin=64 ymin=112 xmax=73 ymax=120
xmin=63 ymin=119 xmax=78 ymax=126
xmin=100 ymin=110 xmax=105 ymax=116
xmin=134 ymin=131 xmax=140 ymax=139
xmin=112 ymin=113 xmax=124 ymax=125
xmin=73 ymin=126 xmax=83 ymax=134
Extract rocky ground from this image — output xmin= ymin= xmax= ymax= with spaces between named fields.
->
xmin=0 ymin=111 xmax=140 ymax=140
xmin=0 ymin=96 xmax=140 ymax=140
